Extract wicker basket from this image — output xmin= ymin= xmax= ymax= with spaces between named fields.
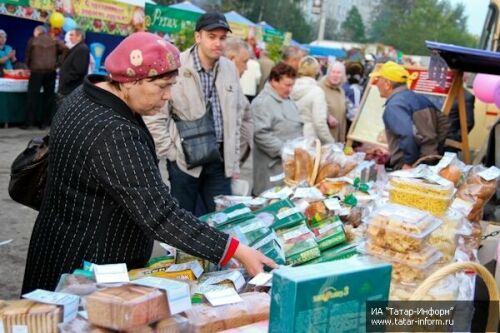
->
xmin=410 ymin=261 xmax=499 ymax=332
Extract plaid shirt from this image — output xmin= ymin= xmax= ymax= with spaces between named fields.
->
xmin=192 ymin=46 xmax=224 ymax=142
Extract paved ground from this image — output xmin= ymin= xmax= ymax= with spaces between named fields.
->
xmin=0 ymin=127 xmax=47 ymax=299
xmin=0 ymin=126 xmax=254 ymax=299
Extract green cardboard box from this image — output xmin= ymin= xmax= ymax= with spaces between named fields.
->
xmin=300 ymin=242 xmax=358 ymax=265
xmin=277 ymin=223 xmax=321 ymax=266
xmin=255 ymin=199 xmax=306 ymax=231
xmin=218 ymin=216 xmax=272 ymax=246
xmin=269 ymin=256 xmax=391 ymax=333
xmin=252 ymin=231 xmax=286 ymax=266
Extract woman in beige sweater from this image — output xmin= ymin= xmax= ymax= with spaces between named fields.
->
xmin=319 ymin=62 xmax=348 ymax=143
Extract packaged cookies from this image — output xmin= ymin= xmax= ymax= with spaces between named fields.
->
xmin=276 ymin=224 xmax=320 ymax=265
xmin=364 ymin=204 xmax=442 ymax=252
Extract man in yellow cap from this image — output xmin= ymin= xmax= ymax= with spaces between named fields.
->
xmin=371 ymin=61 xmax=449 ymax=169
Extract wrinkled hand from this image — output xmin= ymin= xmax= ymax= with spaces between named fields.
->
xmin=233 ymin=243 xmax=278 ymax=277
xmin=327 ymin=115 xmax=338 ymax=128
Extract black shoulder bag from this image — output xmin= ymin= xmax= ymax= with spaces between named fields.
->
xmin=172 ymin=70 xmax=222 ymax=169
xmin=8 ymin=135 xmax=49 ymax=211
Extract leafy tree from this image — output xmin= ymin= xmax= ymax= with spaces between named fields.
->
xmin=369 ymin=0 xmax=477 ymax=55
xmin=340 ymin=6 xmax=366 ymax=42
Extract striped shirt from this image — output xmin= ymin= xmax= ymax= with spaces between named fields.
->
xmin=191 ymin=46 xmax=224 ymax=142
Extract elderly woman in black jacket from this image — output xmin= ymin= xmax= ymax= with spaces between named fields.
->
xmin=22 ymin=32 xmax=275 ymax=294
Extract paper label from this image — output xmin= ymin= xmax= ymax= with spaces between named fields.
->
xmin=23 ymin=289 xmax=79 ymax=323
xmin=12 ymin=326 xmax=28 ymax=333
xmin=390 ymin=165 xmax=427 ymax=178
xmin=167 ymin=261 xmax=203 ymax=278
xmin=433 ymin=152 xmax=456 ymax=171
xmin=478 ymin=166 xmax=500 ymax=182
xmin=251 ymin=232 xmax=278 ymax=249
xmin=337 ymin=207 xmax=351 ymax=216
xmin=248 ymin=272 xmax=273 ymax=286
xmin=261 ymin=187 xmax=293 ymax=199
xmin=78 ymin=311 xmax=88 ymax=319
xmin=226 ymin=207 xmax=251 ymax=219
xmin=324 ymin=198 xmax=342 ymax=211
xmin=93 ymin=263 xmax=129 ymax=284
xmin=276 ymin=207 xmax=300 ymax=220
xmin=282 ymin=225 xmax=310 ymax=241
xmin=318 ymin=221 xmax=342 ymax=235
xmin=269 ymin=173 xmax=285 ymax=182
xmin=293 ymin=187 xmax=324 ymax=199
xmin=424 ymin=172 xmax=453 ymax=187
xmin=204 ymin=287 xmax=243 ymax=306
xmin=248 ymin=197 xmax=267 ymax=206
xmin=195 ymin=284 xmax=229 ymax=295
xmin=132 ymin=277 xmax=192 ymax=314
xmin=0 ymin=322 xmax=4 ymax=333
xmin=201 ymin=271 xmax=246 ymax=291
xmin=239 ymin=220 xmax=268 ymax=234
xmin=451 ymin=198 xmax=474 ymax=216
xmin=324 ymin=176 xmax=355 ymax=184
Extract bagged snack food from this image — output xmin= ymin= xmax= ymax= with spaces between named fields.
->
xmin=86 ymin=285 xmax=170 ymax=330
xmin=364 ymin=204 xmax=442 ymax=253
xmin=456 ymin=165 xmax=499 ymax=222
xmin=184 ymin=292 xmax=270 ymax=333
xmin=154 ymin=314 xmax=189 ymax=333
xmin=429 ymin=208 xmax=470 ymax=263
xmin=0 ymin=299 xmax=62 ymax=333
xmin=55 ymin=273 xmax=98 ymax=296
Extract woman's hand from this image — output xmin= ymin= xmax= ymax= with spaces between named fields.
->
xmin=232 ymin=243 xmax=278 ymax=277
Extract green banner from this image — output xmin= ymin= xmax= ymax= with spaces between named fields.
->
xmin=145 ymin=3 xmax=202 ymax=34
xmin=0 ymin=0 xmax=29 ymax=6
xmin=263 ymin=27 xmax=285 ymax=43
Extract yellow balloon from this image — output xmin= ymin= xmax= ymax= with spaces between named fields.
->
xmin=49 ymin=12 xmax=65 ymax=28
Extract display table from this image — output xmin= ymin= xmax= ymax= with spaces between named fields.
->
xmin=0 ymin=78 xmax=28 ymax=126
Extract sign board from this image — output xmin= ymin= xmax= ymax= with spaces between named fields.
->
xmin=145 ymin=3 xmax=201 ymax=34
xmin=347 ymin=65 xmax=454 ymax=148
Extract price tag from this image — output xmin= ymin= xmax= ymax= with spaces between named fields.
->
xmin=270 ymin=173 xmax=285 ymax=182
xmin=293 ymin=187 xmax=324 ymax=200
xmin=23 ymin=289 xmax=80 ymax=323
xmin=239 ymin=220 xmax=268 ymax=234
xmin=132 ymin=277 xmax=191 ymax=314
xmin=261 ymin=187 xmax=293 ymax=199
xmin=167 ymin=261 xmax=203 ymax=279
xmin=282 ymin=225 xmax=310 ymax=241
xmin=0 ymin=321 xmax=5 ymax=333
xmin=93 ymin=263 xmax=129 ymax=284
xmin=478 ymin=166 xmax=500 ymax=182
xmin=248 ymin=272 xmax=273 ymax=286
xmin=12 ymin=326 xmax=28 ymax=333
xmin=226 ymin=207 xmax=251 ymax=219
xmin=205 ymin=288 xmax=243 ymax=306
xmin=276 ymin=207 xmax=300 ymax=220
xmin=324 ymin=198 xmax=342 ymax=211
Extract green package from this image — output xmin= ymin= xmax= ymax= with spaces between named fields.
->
xmin=270 ymin=257 xmax=392 ymax=333
xmin=255 ymin=199 xmax=306 ymax=231
xmin=218 ymin=216 xmax=272 ymax=246
xmin=310 ymin=217 xmax=347 ymax=251
xmin=199 ymin=203 xmax=254 ymax=227
xmin=252 ymin=231 xmax=286 ymax=266
xmin=300 ymin=243 xmax=358 ymax=265
xmin=277 ymin=224 xmax=320 ymax=265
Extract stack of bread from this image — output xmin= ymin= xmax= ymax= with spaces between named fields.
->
xmin=0 ymin=299 xmax=62 ymax=333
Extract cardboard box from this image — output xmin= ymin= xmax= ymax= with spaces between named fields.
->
xmin=269 ymin=257 xmax=391 ymax=333
xmin=255 ymin=199 xmax=306 ymax=231
xmin=199 ymin=204 xmax=254 ymax=227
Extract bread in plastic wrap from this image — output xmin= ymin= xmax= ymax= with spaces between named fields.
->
xmin=154 ymin=314 xmax=189 ymax=333
xmin=184 ymin=292 xmax=270 ymax=333
xmin=0 ymin=299 xmax=62 ymax=333
xmin=86 ymin=285 xmax=170 ymax=330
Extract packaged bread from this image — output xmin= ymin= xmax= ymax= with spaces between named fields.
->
xmin=86 ymin=285 xmax=170 ymax=330
xmin=154 ymin=314 xmax=189 ymax=333
xmin=456 ymin=165 xmax=499 ymax=222
xmin=429 ymin=209 xmax=467 ymax=263
xmin=364 ymin=204 xmax=442 ymax=253
xmin=388 ymin=185 xmax=452 ymax=216
xmin=390 ymin=177 xmax=455 ymax=197
xmin=55 ymin=273 xmax=98 ymax=296
xmin=281 ymin=137 xmax=318 ymax=185
xmin=0 ymin=299 xmax=62 ymax=333
xmin=184 ymin=292 xmax=270 ymax=333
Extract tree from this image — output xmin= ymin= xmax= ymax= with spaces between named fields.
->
xmin=369 ymin=0 xmax=477 ymax=55
xmin=340 ymin=6 xmax=366 ymax=42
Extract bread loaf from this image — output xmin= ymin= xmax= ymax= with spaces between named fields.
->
xmin=185 ymin=292 xmax=270 ymax=333
xmin=0 ymin=299 xmax=62 ymax=333
xmin=315 ymin=163 xmax=340 ymax=184
xmin=154 ymin=314 xmax=189 ymax=333
xmin=86 ymin=285 xmax=170 ymax=331
xmin=293 ymin=148 xmax=313 ymax=182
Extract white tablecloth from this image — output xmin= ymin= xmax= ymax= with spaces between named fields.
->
xmin=0 ymin=78 xmax=29 ymax=93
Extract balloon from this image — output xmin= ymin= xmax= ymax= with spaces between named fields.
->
xmin=494 ymin=82 xmax=500 ymax=108
xmin=49 ymin=12 xmax=65 ymax=29
xmin=472 ymin=73 xmax=500 ymax=103
xmin=63 ymin=17 xmax=77 ymax=32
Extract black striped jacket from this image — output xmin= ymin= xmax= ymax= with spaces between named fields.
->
xmin=22 ymin=76 xmax=231 ymax=294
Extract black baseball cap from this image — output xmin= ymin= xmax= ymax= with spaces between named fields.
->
xmin=195 ymin=12 xmax=232 ymax=32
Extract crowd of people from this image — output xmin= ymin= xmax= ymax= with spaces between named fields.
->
xmin=0 ymin=25 xmax=89 ymax=129
xmin=1 ymin=11 xmax=474 ymax=294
